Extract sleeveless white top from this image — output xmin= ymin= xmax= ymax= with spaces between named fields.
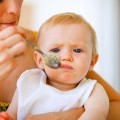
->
xmin=17 ymin=69 xmax=97 ymax=120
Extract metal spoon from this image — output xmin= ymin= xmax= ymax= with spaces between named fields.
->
xmin=25 ymin=40 xmax=61 ymax=69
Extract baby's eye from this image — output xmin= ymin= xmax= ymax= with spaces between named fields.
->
xmin=73 ymin=49 xmax=81 ymax=53
xmin=51 ymin=48 xmax=60 ymax=53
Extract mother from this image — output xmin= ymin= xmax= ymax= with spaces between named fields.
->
xmin=0 ymin=0 xmax=120 ymax=120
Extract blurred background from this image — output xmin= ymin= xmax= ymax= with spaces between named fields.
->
xmin=19 ymin=0 xmax=120 ymax=93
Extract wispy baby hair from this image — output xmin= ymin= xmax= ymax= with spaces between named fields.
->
xmin=37 ymin=12 xmax=97 ymax=56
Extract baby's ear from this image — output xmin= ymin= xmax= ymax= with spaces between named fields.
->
xmin=89 ymin=54 xmax=98 ymax=70
xmin=34 ymin=51 xmax=44 ymax=69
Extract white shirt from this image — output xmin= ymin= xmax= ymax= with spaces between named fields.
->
xmin=17 ymin=69 xmax=97 ymax=120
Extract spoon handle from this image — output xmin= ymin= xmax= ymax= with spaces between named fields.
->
xmin=25 ymin=40 xmax=45 ymax=56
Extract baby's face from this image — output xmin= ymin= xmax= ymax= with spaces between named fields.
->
xmin=38 ymin=24 xmax=94 ymax=90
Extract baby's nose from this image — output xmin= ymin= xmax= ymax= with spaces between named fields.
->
xmin=61 ymin=51 xmax=73 ymax=61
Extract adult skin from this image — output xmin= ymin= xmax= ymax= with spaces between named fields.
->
xmin=0 ymin=0 xmax=37 ymax=103
xmin=0 ymin=0 xmax=120 ymax=120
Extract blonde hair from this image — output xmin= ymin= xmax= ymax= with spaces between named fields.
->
xmin=37 ymin=12 xmax=97 ymax=56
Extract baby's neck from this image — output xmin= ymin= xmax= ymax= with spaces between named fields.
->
xmin=46 ymin=80 xmax=79 ymax=91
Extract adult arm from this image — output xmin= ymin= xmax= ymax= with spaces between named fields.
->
xmin=26 ymin=108 xmax=84 ymax=120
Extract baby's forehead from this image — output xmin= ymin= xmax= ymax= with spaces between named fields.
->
xmin=41 ymin=23 xmax=91 ymax=34
xmin=39 ymin=23 xmax=91 ymax=40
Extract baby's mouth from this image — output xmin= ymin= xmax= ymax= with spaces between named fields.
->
xmin=60 ymin=64 xmax=73 ymax=70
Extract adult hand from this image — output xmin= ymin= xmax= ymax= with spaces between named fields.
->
xmin=26 ymin=108 xmax=84 ymax=120
xmin=0 ymin=26 xmax=35 ymax=81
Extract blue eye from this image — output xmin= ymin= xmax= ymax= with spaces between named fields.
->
xmin=73 ymin=49 xmax=81 ymax=53
xmin=51 ymin=48 xmax=60 ymax=53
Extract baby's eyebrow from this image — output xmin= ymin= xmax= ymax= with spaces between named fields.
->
xmin=70 ymin=42 xmax=86 ymax=47
xmin=50 ymin=43 xmax=63 ymax=47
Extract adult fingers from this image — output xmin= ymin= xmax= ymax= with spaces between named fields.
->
xmin=0 ymin=39 xmax=27 ymax=60
xmin=0 ymin=59 xmax=15 ymax=81
xmin=0 ymin=27 xmax=18 ymax=40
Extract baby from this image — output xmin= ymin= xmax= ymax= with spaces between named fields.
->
xmin=0 ymin=12 xmax=109 ymax=120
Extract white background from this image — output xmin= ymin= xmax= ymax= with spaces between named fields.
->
xmin=19 ymin=0 xmax=120 ymax=92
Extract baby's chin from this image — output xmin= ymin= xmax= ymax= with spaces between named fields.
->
xmin=60 ymin=73 xmax=79 ymax=84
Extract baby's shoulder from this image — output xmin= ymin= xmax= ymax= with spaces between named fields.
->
xmin=17 ymin=68 xmax=46 ymax=87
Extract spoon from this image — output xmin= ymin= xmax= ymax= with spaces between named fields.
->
xmin=25 ymin=40 xmax=61 ymax=69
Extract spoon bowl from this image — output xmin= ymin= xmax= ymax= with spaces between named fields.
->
xmin=25 ymin=40 xmax=61 ymax=69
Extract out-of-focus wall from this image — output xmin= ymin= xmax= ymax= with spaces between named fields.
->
xmin=19 ymin=0 xmax=120 ymax=92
